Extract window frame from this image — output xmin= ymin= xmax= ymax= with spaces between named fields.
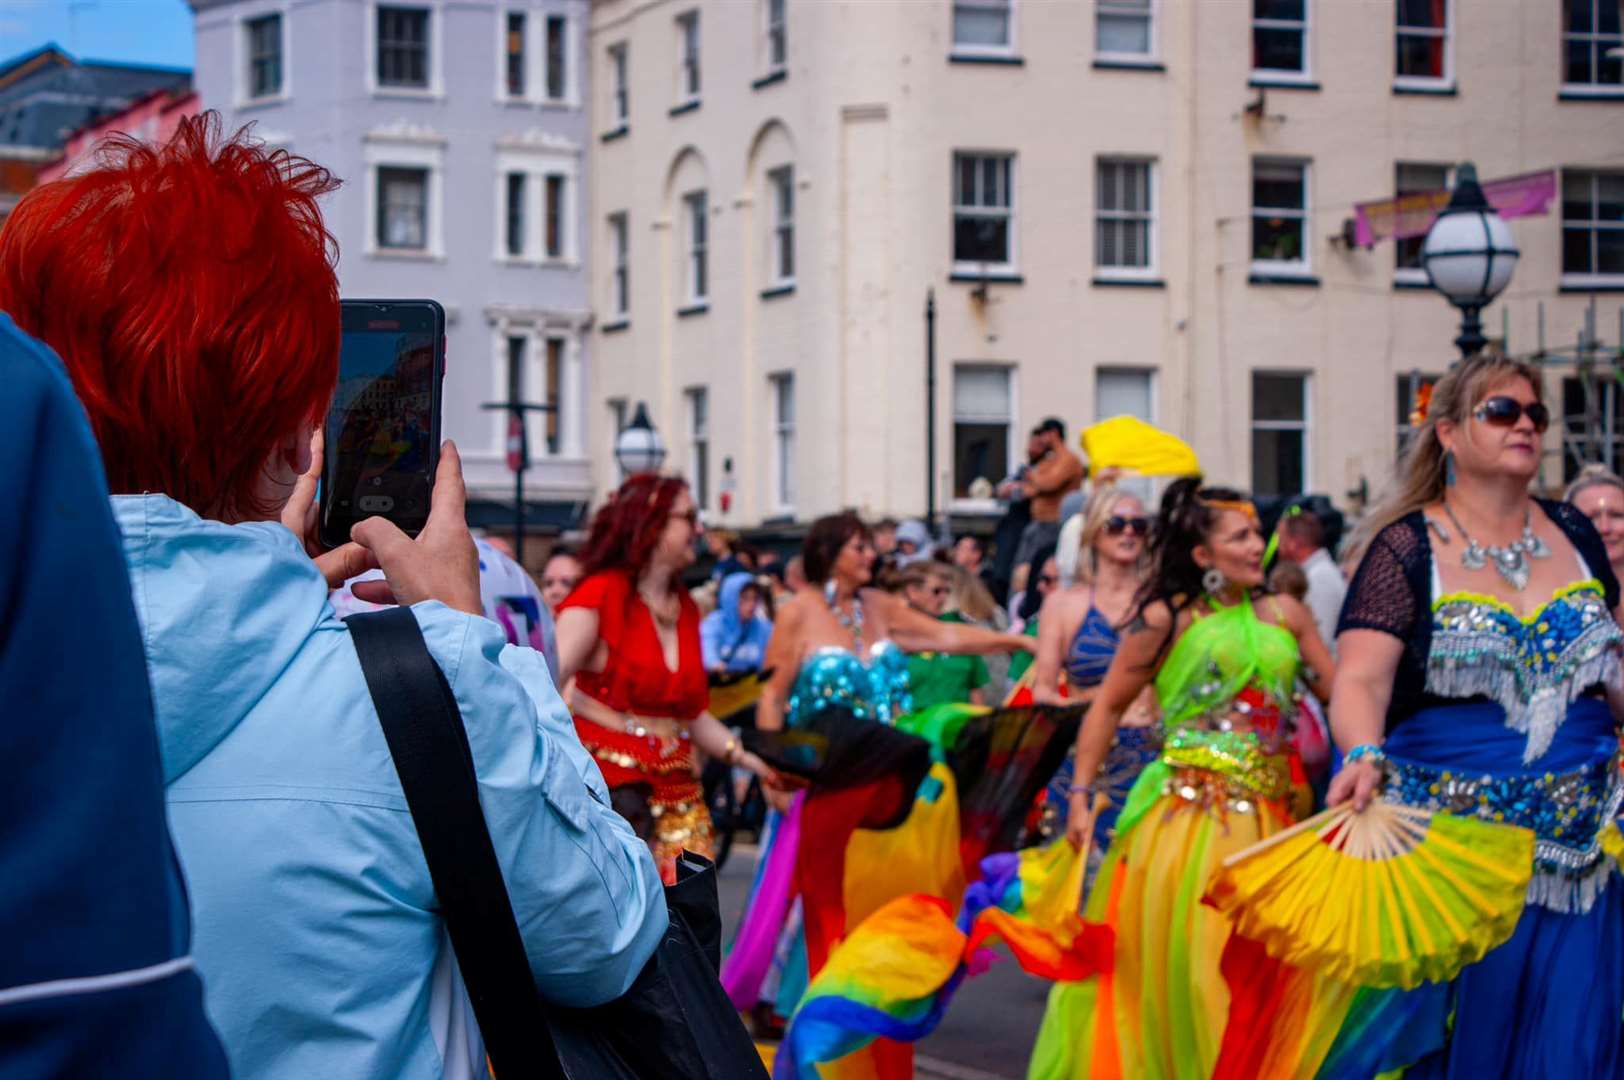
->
xmin=684 ymin=189 xmax=709 ymax=306
xmin=504 ymin=171 xmax=526 ymax=258
xmin=1560 ymin=167 xmax=1624 ymax=288
xmin=1250 ymin=157 xmax=1313 ymax=278
xmin=951 ymin=0 xmax=1017 ymax=59
xmin=243 ymin=11 xmax=286 ymax=104
xmin=375 ymin=165 xmax=431 ymax=253
xmin=951 ymin=363 xmax=1017 ymax=510
xmin=1396 ymin=372 xmax=1442 ymax=460
xmin=767 ymin=164 xmax=795 ymax=288
xmin=1392 ymin=162 xmax=1452 ymax=284
xmin=686 ymin=386 xmax=710 ymax=510
xmin=1094 ymin=0 xmax=1156 ymax=64
xmin=952 ymin=151 xmax=1018 ymax=276
xmin=543 ymin=13 xmax=569 ymax=104
xmin=1250 ymin=370 xmax=1312 ymax=498
xmin=764 ymin=0 xmax=787 ymax=75
xmin=373 ymin=3 xmax=435 ymax=95
xmin=542 ymin=336 xmax=564 ymax=456
xmin=607 ymin=42 xmax=630 ymax=128
xmin=1251 ymin=0 xmax=1312 ymax=83
xmin=769 ymin=372 xmax=796 ymax=512
xmin=1393 ymin=0 xmax=1453 ymax=91
xmin=1562 ymin=0 xmax=1624 ymax=95
xmin=608 ymin=212 xmax=630 ymax=320
xmin=676 ymin=10 xmax=702 ymax=106
xmin=1094 ymin=156 xmax=1158 ymax=281
xmin=543 ymin=174 xmax=566 ymax=260
xmin=500 ymin=9 xmax=527 ymax=100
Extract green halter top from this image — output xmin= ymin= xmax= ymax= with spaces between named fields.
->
xmin=1154 ymin=591 xmax=1300 ymax=729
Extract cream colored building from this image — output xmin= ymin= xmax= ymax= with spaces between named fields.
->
xmin=586 ymin=0 xmax=1624 ymax=528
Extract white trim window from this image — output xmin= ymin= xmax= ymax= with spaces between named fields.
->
xmin=1252 ymin=0 xmax=1309 ymax=80
xmin=504 ymin=172 xmax=526 ymax=257
xmin=952 ymin=152 xmax=1016 ymax=274
xmin=1095 ymin=0 xmax=1154 ymax=62
xmin=684 ymin=190 xmax=709 ymax=306
xmin=687 ymin=387 xmax=710 ymax=509
xmin=491 ymin=142 xmax=578 ymax=264
xmin=768 ymin=165 xmax=795 ymax=287
xmin=1251 ymin=158 xmax=1311 ymax=275
xmin=245 ymin=12 xmax=284 ymax=102
xmin=502 ymin=10 xmax=526 ymax=99
xmin=377 ymin=5 xmax=431 ymax=90
xmin=1396 ymin=372 xmax=1441 ymax=459
xmin=1095 ymin=158 xmax=1156 ymax=278
xmin=1561 ymin=169 xmax=1624 ymax=287
xmin=764 ymin=0 xmax=787 ymax=74
xmin=608 ymin=212 xmax=630 ymax=319
xmin=544 ymin=14 xmax=569 ymax=103
xmin=676 ymin=11 xmax=701 ymax=105
xmin=1394 ymin=162 xmax=1451 ymax=282
xmin=952 ymin=0 xmax=1014 ymax=57
xmin=1395 ymin=0 xmax=1451 ymax=89
xmin=544 ymin=336 xmax=564 ymax=455
xmin=1252 ymin=371 xmax=1310 ymax=497
xmin=1095 ymin=367 xmax=1156 ymax=503
xmin=770 ymin=373 xmax=796 ymax=511
xmin=377 ymin=166 xmax=429 ymax=251
xmin=1563 ymin=0 xmax=1624 ymax=94
xmin=544 ymin=174 xmax=566 ymax=259
xmin=364 ymin=126 xmax=446 ymax=258
xmin=608 ymin=43 xmax=629 ymax=127
xmin=953 ymin=365 xmax=1013 ymax=503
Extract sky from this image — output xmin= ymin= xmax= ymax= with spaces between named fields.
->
xmin=1 ymin=0 xmax=194 ymax=71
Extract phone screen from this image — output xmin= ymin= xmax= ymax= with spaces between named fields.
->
xmin=321 ymin=300 xmax=444 ymax=548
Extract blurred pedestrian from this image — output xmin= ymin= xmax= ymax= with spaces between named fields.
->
xmin=1011 ymin=418 xmax=1086 ymax=593
xmin=702 ymin=571 xmax=774 ymax=674
xmin=0 ymin=115 xmax=667 ymax=1080
xmin=900 ymin=562 xmax=993 ymax=708
xmin=784 ymin=554 xmax=809 ymax=595
xmin=893 ymin=519 xmax=936 ymax=566
xmin=541 ymin=546 xmax=583 ymax=616
xmin=1267 ymin=559 xmax=1310 ymax=602
xmin=872 ymin=518 xmax=900 ymax=559
xmin=1273 ymin=506 xmax=1346 ymax=654
xmin=1566 ymin=464 xmax=1624 ymax=586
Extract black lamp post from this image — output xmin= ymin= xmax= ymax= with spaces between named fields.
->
xmin=614 ymin=401 xmax=666 ymax=477
xmin=1420 ymin=162 xmax=1520 ymax=362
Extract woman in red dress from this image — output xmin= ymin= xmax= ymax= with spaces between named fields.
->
xmin=556 ymin=474 xmax=780 ymax=880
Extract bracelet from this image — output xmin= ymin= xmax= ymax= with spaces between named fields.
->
xmin=1344 ymin=743 xmax=1387 ymax=767
xmin=723 ymin=736 xmax=741 ymax=765
xmin=1068 ymin=782 xmax=1097 ymax=798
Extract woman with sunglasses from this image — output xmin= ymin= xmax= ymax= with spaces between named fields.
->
xmin=1029 ymin=477 xmax=1334 ymax=1080
xmin=1031 ymin=488 xmax=1164 ymax=868
xmin=555 ymin=474 xmax=784 ymax=881
xmin=1218 ymin=355 xmax=1624 ymax=1076
xmin=899 ymin=562 xmax=994 ymax=708
xmin=1567 ymin=464 xmax=1624 ymax=588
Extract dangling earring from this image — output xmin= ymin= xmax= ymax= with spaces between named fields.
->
xmin=1444 ymin=450 xmax=1457 ymax=487
xmin=1202 ymin=567 xmax=1227 ymax=597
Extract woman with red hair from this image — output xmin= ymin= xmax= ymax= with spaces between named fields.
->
xmin=556 ymin=474 xmax=782 ymax=879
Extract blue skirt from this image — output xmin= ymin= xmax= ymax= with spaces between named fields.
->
xmin=1326 ymin=699 xmax=1624 ymax=1079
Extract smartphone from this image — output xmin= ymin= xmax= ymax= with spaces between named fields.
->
xmin=319 ymin=299 xmax=446 ymax=549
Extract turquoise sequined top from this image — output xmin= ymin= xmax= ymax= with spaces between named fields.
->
xmin=786 ymin=643 xmax=913 ymax=728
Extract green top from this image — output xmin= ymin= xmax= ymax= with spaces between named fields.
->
xmin=1004 ymin=619 xmax=1042 ymax=684
xmin=1154 ymin=592 xmax=1299 ymax=729
xmin=906 ymin=613 xmax=991 ymax=710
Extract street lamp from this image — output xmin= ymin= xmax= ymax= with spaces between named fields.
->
xmin=614 ymin=401 xmax=666 ymax=477
xmin=1421 ymin=162 xmax=1519 ymax=361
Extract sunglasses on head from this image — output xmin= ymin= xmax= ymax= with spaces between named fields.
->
xmin=1105 ymin=515 xmax=1151 ymax=537
xmin=1473 ymin=396 xmax=1550 ymax=433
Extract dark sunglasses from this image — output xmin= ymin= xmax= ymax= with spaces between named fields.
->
xmin=1105 ymin=516 xmax=1151 ymax=537
xmin=673 ymin=508 xmax=700 ymax=526
xmin=928 ymin=586 xmax=951 ymax=598
xmin=1473 ymin=396 xmax=1550 ymax=433
xmin=1037 ymin=573 xmax=1059 ymax=587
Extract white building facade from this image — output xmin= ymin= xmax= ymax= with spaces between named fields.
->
xmin=192 ymin=0 xmax=596 ymax=545
xmin=587 ymin=0 xmax=1623 ymax=528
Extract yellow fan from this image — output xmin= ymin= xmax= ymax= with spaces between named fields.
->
xmin=1205 ymin=801 xmax=1534 ymax=989
xmin=1080 ymin=415 xmax=1201 ymax=478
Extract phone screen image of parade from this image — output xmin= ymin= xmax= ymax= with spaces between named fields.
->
xmin=327 ymin=331 xmax=435 ymax=521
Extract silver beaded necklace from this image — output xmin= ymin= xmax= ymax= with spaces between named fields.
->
xmin=1439 ymin=500 xmax=1550 ymax=590
xmin=824 ymin=580 xmax=865 ymax=651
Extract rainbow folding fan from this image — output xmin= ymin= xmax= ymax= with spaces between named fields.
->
xmin=1205 ymin=801 xmax=1534 ymax=989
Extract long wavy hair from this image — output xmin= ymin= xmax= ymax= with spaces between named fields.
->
xmin=1346 ymin=353 xmax=1542 ymax=566
xmin=1062 ymin=484 xmax=1148 ymax=588
xmin=1133 ymin=476 xmax=1253 ymax=630
xmin=577 ymin=474 xmax=690 ymax=586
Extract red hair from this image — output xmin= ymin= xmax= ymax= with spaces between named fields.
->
xmin=578 ymin=475 xmax=689 ymax=585
xmin=0 ymin=111 xmax=341 ymax=520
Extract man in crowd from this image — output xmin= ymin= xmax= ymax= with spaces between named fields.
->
xmin=1275 ymin=508 xmax=1347 ymax=653
xmin=953 ymin=534 xmax=986 ymax=575
xmin=1011 ymin=418 xmax=1086 ymax=592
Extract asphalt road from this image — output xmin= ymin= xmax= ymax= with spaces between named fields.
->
xmin=719 ymin=843 xmax=1050 ymax=1080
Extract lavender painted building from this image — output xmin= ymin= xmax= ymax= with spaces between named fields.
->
xmin=190 ymin=0 xmax=594 ymax=547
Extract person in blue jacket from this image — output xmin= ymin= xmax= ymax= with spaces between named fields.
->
xmin=702 ymin=571 xmax=774 ymax=674
xmin=0 ymin=115 xmax=666 ymax=1080
xmin=0 ymin=314 xmax=229 ymax=1079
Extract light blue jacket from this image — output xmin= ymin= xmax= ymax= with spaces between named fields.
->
xmin=700 ymin=571 xmax=773 ymax=673
xmin=114 ymin=494 xmax=667 ymax=1080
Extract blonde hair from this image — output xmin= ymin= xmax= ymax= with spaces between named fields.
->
xmin=1065 ymin=485 xmax=1146 ymax=587
xmin=1565 ymin=463 xmax=1624 ymax=504
xmin=1347 ymin=352 xmax=1542 ymax=564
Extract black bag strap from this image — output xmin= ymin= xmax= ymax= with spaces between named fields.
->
xmin=345 ymin=607 xmax=564 ymax=1080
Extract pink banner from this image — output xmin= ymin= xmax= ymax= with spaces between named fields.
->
xmin=1353 ymin=169 xmax=1556 ymax=247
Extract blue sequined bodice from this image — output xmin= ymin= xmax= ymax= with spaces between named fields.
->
xmin=1428 ymin=580 xmax=1623 ymax=762
xmin=1064 ymin=606 xmax=1119 ymax=689
xmin=786 ymin=643 xmax=913 ymax=728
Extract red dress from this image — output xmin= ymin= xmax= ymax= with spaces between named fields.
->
xmin=558 ymin=570 xmax=713 ymax=874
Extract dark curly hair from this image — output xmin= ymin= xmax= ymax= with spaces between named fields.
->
xmin=803 ymin=512 xmax=872 ymax=586
xmin=577 ymin=474 xmax=690 ymax=586
xmin=1133 ymin=476 xmax=1255 ymax=632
